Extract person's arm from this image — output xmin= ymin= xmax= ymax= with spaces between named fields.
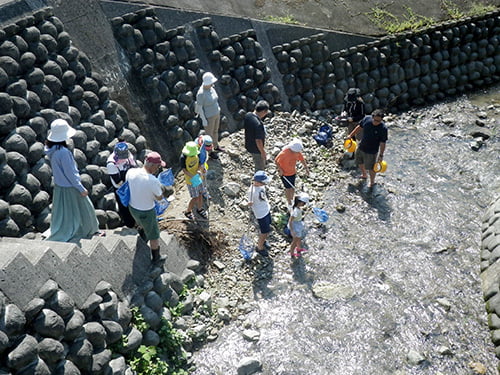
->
xmin=59 ymin=150 xmax=86 ymax=194
xmin=378 ymin=142 xmax=386 ymax=161
xmin=300 ymin=158 xmax=310 ymax=176
xmin=195 ymin=93 xmax=208 ymax=127
xmin=348 ymin=125 xmax=361 ymax=139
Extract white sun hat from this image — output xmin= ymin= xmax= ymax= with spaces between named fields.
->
xmin=202 ymin=72 xmax=217 ymax=86
xmin=47 ymin=119 xmax=76 ymax=142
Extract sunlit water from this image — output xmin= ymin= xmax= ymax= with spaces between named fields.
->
xmin=192 ymin=88 xmax=500 ymax=375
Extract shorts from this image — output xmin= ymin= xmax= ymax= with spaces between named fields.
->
xmin=355 ymin=149 xmax=377 ymax=170
xmin=129 ymin=206 xmax=160 ymax=241
xmin=251 ymin=153 xmax=266 ymax=171
xmin=290 ymin=220 xmax=305 ymax=238
xmin=281 ymin=175 xmax=296 ymax=189
xmin=187 ymin=183 xmax=204 ymax=198
xmin=257 ymin=212 xmax=272 ymax=234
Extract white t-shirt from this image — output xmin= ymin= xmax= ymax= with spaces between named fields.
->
xmin=290 ymin=207 xmax=304 ymax=221
xmin=247 ymin=185 xmax=270 ymax=219
xmin=126 ymin=168 xmax=162 ymax=211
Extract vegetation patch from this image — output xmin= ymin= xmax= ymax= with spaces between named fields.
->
xmin=111 ymin=307 xmax=189 ymax=374
xmin=265 ymin=14 xmax=301 ymax=25
xmin=367 ymin=6 xmax=435 ymax=34
xmin=368 ymin=2 xmax=498 ymax=34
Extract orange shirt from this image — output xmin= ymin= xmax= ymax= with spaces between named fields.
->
xmin=275 ymin=148 xmax=304 ymax=176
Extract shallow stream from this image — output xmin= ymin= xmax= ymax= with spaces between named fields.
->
xmin=193 ymin=87 xmax=500 ymax=375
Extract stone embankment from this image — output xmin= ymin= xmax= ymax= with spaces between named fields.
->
xmin=481 ymin=195 xmax=500 ymax=373
xmin=0 ymin=1 xmax=498 ymax=374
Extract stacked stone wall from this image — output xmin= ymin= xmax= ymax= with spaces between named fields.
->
xmin=273 ymin=10 xmax=500 ymax=114
xmin=0 ymin=259 xmax=207 ymax=374
xmin=0 ymin=8 xmax=151 ymax=237
xmin=481 ymin=196 xmax=500 ymax=373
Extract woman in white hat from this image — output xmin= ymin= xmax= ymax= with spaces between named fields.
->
xmin=274 ymin=138 xmax=310 ymax=211
xmin=44 ymin=119 xmax=101 ymax=242
xmin=195 ymin=72 xmax=224 ymax=159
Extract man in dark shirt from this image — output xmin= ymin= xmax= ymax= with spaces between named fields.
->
xmin=244 ymin=100 xmax=270 ymax=171
xmin=348 ymin=109 xmax=388 ymax=188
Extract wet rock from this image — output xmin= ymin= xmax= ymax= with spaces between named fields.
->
xmin=436 ymin=345 xmax=453 ymax=355
xmin=468 ymin=361 xmax=487 ymax=374
xmin=237 ymin=357 xmax=262 ymax=375
xmin=242 ymin=329 xmax=260 ymax=342
xmin=312 ymin=281 xmax=354 ymax=300
xmin=406 ymin=349 xmax=425 ymax=365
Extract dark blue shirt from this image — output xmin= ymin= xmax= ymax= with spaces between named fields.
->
xmin=244 ymin=112 xmax=266 ymax=154
xmin=359 ymin=116 xmax=388 ymax=154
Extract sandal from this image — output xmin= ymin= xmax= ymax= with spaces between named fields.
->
xmin=96 ymin=231 xmax=106 ymax=237
xmin=197 ymin=208 xmax=208 ymax=219
xmin=297 ymin=248 xmax=308 ymax=254
xmin=184 ymin=211 xmax=194 ymax=220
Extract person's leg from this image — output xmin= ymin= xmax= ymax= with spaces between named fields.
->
xmin=355 ymin=149 xmax=367 ymax=178
xmin=257 ymin=232 xmax=268 ymax=250
xmin=359 ymin=164 xmax=367 ymax=178
xmin=252 ymin=153 xmax=265 ymax=171
xmin=290 ymin=237 xmax=300 ymax=256
xmin=205 ymin=114 xmax=220 ymax=148
xmin=285 ymin=188 xmax=295 ymax=206
xmin=369 ymin=170 xmax=376 ymax=187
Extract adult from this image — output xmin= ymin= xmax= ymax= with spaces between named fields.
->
xmin=127 ymin=151 xmax=166 ymax=263
xmin=196 ymin=72 xmax=224 ymax=159
xmin=275 ymin=138 xmax=310 ymax=211
xmin=44 ymin=119 xmax=100 ymax=242
xmin=180 ymin=141 xmax=207 ymax=220
xmin=244 ymin=100 xmax=270 ymax=171
xmin=342 ymin=87 xmax=365 ymax=141
xmin=106 ymin=141 xmax=137 ymax=228
xmin=348 ymin=109 xmax=388 ymax=188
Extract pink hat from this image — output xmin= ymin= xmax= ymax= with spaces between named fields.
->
xmin=145 ymin=151 xmax=166 ymax=167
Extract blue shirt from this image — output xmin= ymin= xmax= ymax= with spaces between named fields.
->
xmin=359 ymin=116 xmax=388 ymax=154
xmin=196 ymin=86 xmax=220 ymax=118
xmin=45 ymin=145 xmax=85 ymax=193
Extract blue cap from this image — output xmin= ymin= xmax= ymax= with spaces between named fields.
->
xmin=253 ymin=170 xmax=270 ymax=184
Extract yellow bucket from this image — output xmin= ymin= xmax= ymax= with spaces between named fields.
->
xmin=343 ymin=139 xmax=357 ymax=153
xmin=373 ymin=160 xmax=387 ymax=173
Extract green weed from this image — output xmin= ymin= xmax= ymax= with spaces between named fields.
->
xmin=265 ymin=14 xmax=301 ymax=25
xmin=368 ymin=6 xmax=435 ymax=34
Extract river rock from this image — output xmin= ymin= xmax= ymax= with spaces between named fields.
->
xmin=312 ymin=281 xmax=355 ymax=300
xmin=237 ymin=357 xmax=262 ymax=375
xmin=406 ymin=349 xmax=425 ymax=365
xmin=242 ymin=329 xmax=260 ymax=342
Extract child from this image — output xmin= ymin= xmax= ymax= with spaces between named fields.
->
xmin=247 ymin=170 xmax=272 ymax=257
xmin=275 ymin=138 xmax=310 ymax=211
xmin=288 ymin=193 xmax=309 ymax=258
xmin=180 ymin=141 xmax=207 ymax=220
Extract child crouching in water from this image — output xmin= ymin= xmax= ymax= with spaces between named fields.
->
xmin=248 ymin=170 xmax=272 ymax=257
xmin=288 ymin=193 xmax=309 ymax=258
